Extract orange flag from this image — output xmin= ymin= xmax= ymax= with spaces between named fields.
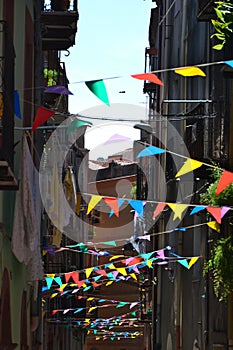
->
xmin=131 ymin=73 xmax=163 ymax=86
xmin=104 ymin=197 xmax=119 ymax=217
xmin=206 ymin=207 xmax=222 ymax=224
xmin=153 ymin=203 xmax=166 ymax=220
xmin=216 ymin=170 xmax=233 ymax=195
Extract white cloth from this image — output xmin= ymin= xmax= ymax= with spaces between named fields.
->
xmin=12 ymin=136 xmax=43 ymax=281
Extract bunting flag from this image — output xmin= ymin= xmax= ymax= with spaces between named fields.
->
xmin=130 ymin=273 xmax=137 ymax=281
xmin=153 ymin=202 xmax=167 ymax=219
xmin=167 ymin=203 xmax=188 ymax=220
xmin=175 ymin=159 xmax=203 ymax=178
xmin=85 ymin=79 xmax=110 ymax=106
xmin=131 ymin=73 xmax=163 ymax=86
xmin=14 ymin=90 xmax=21 ymax=118
xmin=206 ymin=206 xmax=222 ymax=224
xmin=137 ymin=234 xmax=151 ymax=241
xmin=188 ymin=257 xmax=199 ymax=269
xmin=190 ymin=206 xmax=206 ymax=215
xmin=177 ymin=259 xmax=189 ymax=269
xmin=117 ymin=268 xmax=127 ymax=276
xmin=102 ymin=241 xmax=117 ymax=247
xmin=54 ymin=277 xmax=62 ymax=286
xmin=221 ymin=206 xmax=231 ymax=218
xmin=215 ymin=170 xmax=233 ymax=195
xmin=225 ymin=60 xmax=233 ymax=68
xmin=109 ymin=198 xmax=124 ymax=217
xmin=32 ymin=106 xmax=55 ymax=131
xmin=104 ymin=197 xmax=119 ymax=217
xmin=116 ymin=302 xmax=127 ymax=308
xmin=87 ymin=195 xmax=102 ymax=214
xmin=207 ymin=220 xmax=220 ymax=233
xmin=66 ymin=119 xmax=90 ymax=134
xmin=45 ymin=277 xmax=53 ymax=289
xmin=174 ymin=66 xmax=206 ymax=77
xmin=128 ymin=200 xmax=144 ymax=217
xmin=45 ymin=85 xmax=73 ymax=95
xmin=86 ymin=268 xmax=94 ymax=279
xmin=137 ymin=146 xmax=166 ymax=158
xmin=104 ymin=134 xmax=131 ymax=144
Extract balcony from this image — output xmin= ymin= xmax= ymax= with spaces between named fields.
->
xmin=41 ymin=0 xmax=79 ymax=51
xmin=197 ymin=0 xmax=216 ymax=21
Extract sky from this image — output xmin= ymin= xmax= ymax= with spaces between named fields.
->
xmin=61 ymin=0 xmax=154 ymax=114
xmin=60 ymin=0 xmax=154 ymax=158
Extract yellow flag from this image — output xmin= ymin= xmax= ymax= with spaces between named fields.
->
xmin=175 ymin=159 xmax=203 ymax=178
xmin=146 ymin=260 xmax=153 ymax=268
xmin=107 ymin=263 xmax=116 ymax=269
xmin=88 ymin=306 xmax=97 ymax=313
xmin=188 ymin=257 xmax=199 ymax=269
xmin=130 ymin=273 xmax=137 ymax=281
xmin=87 ymin=297 xmax=94 ymax=301
xmin=167 ymin=203 xmax=188 ymax=220
xmin=87 ymin=195 xmax=102 ymax=215
xmin=106 ymin=281 xmax=114 ymax=286
xmin=50 ymin=293 xmax=58 ymax=299
xmin=109 ymin=255 xmax=124 ymax=261
xmin=46 ymin=274 xmax=55 ymax=278
xmin=207 ymin=221 xmax=220 ymax=233
xmin=174 ymin=66 xmax=206 ymax=77
xmin=86 ymin=267 xmax=94 ymax=279
xmin=117 ymin=267 xmax=127 ymax=276
xmin=59 ymin=284 xmax=67 ymax=292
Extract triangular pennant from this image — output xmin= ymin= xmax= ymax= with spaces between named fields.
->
xmin=116 ymin=302 xmax=127 ymax=308
xmin=207 ymin=221 xmax=220 ymax=233
xmin=117 ymin=268 xmax=127 ymax=276
xmin=86 ymin=268 xmax=94 ymax=279
xmin=54 ymin=277 xmax=62 ymax=286
xmin=45 ymin=85 xmax=73 ymax=95
xmin=224 ymin=60 xmax=233 ymax=68
xmin=146 ymin=259 xmax=154 ymax=268
xmin=109 ymin=255 xmax=125 ymax=261
xmin=88 ymin=306 xmax=98 ymax=313
xmin=177 ymin=259 xmax=189 ymax=269
xmin=32 ymin=106 xmax=55 ymax=131
xmin=87 ymin=195 xmax=102 ymax=215
xmin=71 ymin=272 xmax=80 ymax=284
xmin=128 ymin=200 xmax=144 ymax=217
xmin=106 ymin=281 xmax=114 ymax=286
xmin=221 ymin=206 xmax=231 ymax=218
xmin=63 ymin=309 xmax=70 ymax=314
xmin=51 ymin=310 xmax=59 ymax=316
xmin=190 ymin=206 xmax=206 ymax=215
xmin=188 ymin=257 xmax=199 ymax=269
xmin=175 ymin=158 xmax=203 ymax=178
xmin=174 ymin=66 xmax=206 ymax=77
xmin=216 ymin=170 xmax=233 ymax=195
xmin=104 ymin=134 xmax=131 ymax=144
xmin=74 ymin=308 xmax=84 ymax=314
xmin=140 ymin=252 xmax=154 ymax=260
xmin=156 ymin=249 xmax=165 ymax=260
xmin=14 ymin=90 xmax=21 ymax=118
xmin=109 ymin=199 xmax=124 ymax=217
xmin=96 ymin=269 xmax=107 ymax=277
xmin=138 ymin=234 xmax=151 ymax=241
xmin=64 ymin=272 xmax=73 ymax=283
xmin=130 ymin=273 xmax=137 ymax=280
xmin=131 ymin=73 xmax=163 ymax=86
xmin=45 ymin=277 xmax=53 ymax=290
xmin=85 ymin=79 xmax=110 ymax=106
xmin=174 ymin=227 xmax=186 ymax=232
xmin=102 ymin=240 xmax=117 ymax=247
xmin=167 ymin=203 xmax=188 ymax=220
xmin=137 ymin=145 xmax=166 ymax=158
xmin=153 ymin=203 xmax=166 ymax=219
xmin=206 ymin=206 xmax=222 ymax=224
xmin=67 ymin=119 xmax=89 ymax=134
xmin=130 ymin=302 xmax=138 ymax=309
xmin=50 ymin=293 xmax=58 ymax=299
xmin=104 ymin=197 xmax=119 ymax=217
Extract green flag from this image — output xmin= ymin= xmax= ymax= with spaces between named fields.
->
xmin=85 ymin=79 xmax=110 ymax=106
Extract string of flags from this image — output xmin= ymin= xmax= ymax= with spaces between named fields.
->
xmin=8 ymin=58 xmax=231 ymax=130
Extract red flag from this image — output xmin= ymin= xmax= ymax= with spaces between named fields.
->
xmin=207 ymin=207 xmax=222 ymax=224
xmin=32 ymin=106 xmax=55 ymax=131
xmin=71 ymin=272 xmax=79 ymax=284
xmin=131 ymin=73 xmax=163 ymax=86
xmin=153 ymin=203 xmax=167 ymax=220
xmin=64 ymin=272 xmax=73 ymax=283
xmin=216 ymin=170 xmax=233 ymax=195
xmin=104 ymin=197 xmax=119 ymax=217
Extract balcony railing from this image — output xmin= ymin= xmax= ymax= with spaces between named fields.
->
xmin=41 ymin=0 xmax=79 ymax=51
xmin=197 ymin=0 xmax=216 ymax=21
